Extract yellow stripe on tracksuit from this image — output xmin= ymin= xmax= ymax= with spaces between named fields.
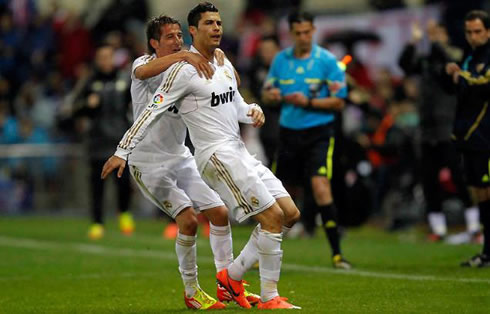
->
xmin=459 ymin=70 xmax=490 ymax=85
xmin=483 ymin=159 xmax=490 ymax=183
xmin=326 ymin=137 xmax=335 ymax=180
xmin=464 ymin=102 xmax=488 ymax=141
xmin=210 ymin=154 xmax=254 ymax=214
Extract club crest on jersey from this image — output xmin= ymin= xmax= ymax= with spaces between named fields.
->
xmin=211 ymin=87 xmax=235 ymax=107
xmin=163 ymin=200 xmax=173 ymax=210
xmin=224 ymin=70 xmax=233 ymax=81
xmin=153 ymin=94 xmax=164 ymax=104
xmin=251 ymin=196 xmax=259 ymax=207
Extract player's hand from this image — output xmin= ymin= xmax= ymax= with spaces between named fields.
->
xmin=283 ymin=92 xmax=308 ymax=107
xmin=262 ymin=87 xmax=282 ymax=103
xmin=446 ymin=63 xmax=461 ymax=84
xmin=101 ymin=155 xmax=126 ymax=179
xmin=184 ymin=52 xmax=214 ymax=80
xmin=446 ymin=62 xmax=460 ymax=75
xmin=214 ymin=48 xmax=225 ymax=66
xmin=411 ymin=22 xmax=423 ymax=43
xmin=247 ymin=105 xmax=265 ymax=128
xmin=328 ymin=81 xmax=344 ymax=94
xmin=87 ymin=93 xmax=100 ymax=108
xmin=356 ymin=134 xmax=371 ymax=148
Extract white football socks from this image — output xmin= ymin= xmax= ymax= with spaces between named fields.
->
xmin=428 ymin=212 xmax=447 ymax=236
xmin=465 ymin=206 xmax=480 ymax=234
xmin=176 ymin=232 xmax=198 ymax=297
xmin=228 ymin=224 xmax=260 ymax=280
xmin=257 ymin=229 xmax=283 ymax=302
xmin=228 ymin=223 xmax=292 ymax=281
xmin=209 ymin=223 xmax=233 ymax=272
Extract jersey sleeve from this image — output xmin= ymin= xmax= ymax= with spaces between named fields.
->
xmin=325 ymin=56 xmax=348 ymax=99
xmin=223 ymin=60 xmax=259 ymax=124
xmin=115 ymin=62 xmax=191 ymax=160
xmin=131 ymin=55 xmax=154 ymax=80
xmin=235 ymin=89 xmax=260 ymax=124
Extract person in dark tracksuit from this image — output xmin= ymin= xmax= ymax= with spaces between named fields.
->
xmin=445 ymin=10 xmax=490 ymax=267
xmin=75 ymin=45 xmax=133 ymax=239
xmin=399 ymin=20 xmax=479 ymax=242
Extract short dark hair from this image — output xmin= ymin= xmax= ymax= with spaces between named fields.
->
xmin=464 ymin=10 xmax=490 ymax=29
xmin=187 ymin=2 xmax=219 ymax=28
xmin=146 ymin=15 xmax=181 ymax=54
xmin=260 ymin=35 xmax=280 ymax=47
xmin=288 ymin=12 xmax=314 ymax=30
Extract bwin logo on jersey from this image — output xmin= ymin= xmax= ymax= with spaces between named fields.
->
xmin=211 ymin=87 xmax=235 ymax=107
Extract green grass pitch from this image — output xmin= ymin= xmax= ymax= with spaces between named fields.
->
xmin=0 ymin=217 xmax=489 ymax=313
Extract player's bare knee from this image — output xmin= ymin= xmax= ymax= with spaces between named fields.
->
xmin=276 ymin=196 xmax=300 ymax=227
xmin=285 ymin=207 xmax=301 ymax=226
xmin=180 ymin=216 xmax=198 ymax=235
xmin=203 ymin=205 xmax=229 ymax=226
xmin=311 ymin=176 xmax=332 ymax=204
xmin=256 ymin=204 xmax=284 ymax=233
xmin=176 ymin=208 xmax=198 ymax=235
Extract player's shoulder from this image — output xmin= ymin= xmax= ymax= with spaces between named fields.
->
xmin=222 ymin=58 xmax=235 ymax=70
xmin=167 ymin=60 xmax=197 ymax=77
xmin=159 ymin=61 xmax=197 ymax=91
xmin=165 ymin=61 xmax=197 ymax=80
xmin=132 ymin=54 xmax=155 ymax=69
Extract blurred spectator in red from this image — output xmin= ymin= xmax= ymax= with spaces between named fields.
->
xmin=53 ymin=11 xmax=93 ymax=81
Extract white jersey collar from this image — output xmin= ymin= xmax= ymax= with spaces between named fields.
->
xmin=189 ymin=45 xmax=216 ymax=65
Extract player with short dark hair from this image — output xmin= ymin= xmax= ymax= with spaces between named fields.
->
xmin=106 ymin=2 xmax=301 ymax=309
xmin=102 ymin=14 xmax=244 ymax=309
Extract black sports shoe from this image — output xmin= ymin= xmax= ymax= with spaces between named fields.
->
xmin=333 ymin=254 xmax=352 ymax=269
xmin=460 ymin=253 xmax=490 ymax=268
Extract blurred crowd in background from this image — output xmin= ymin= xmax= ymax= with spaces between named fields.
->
xmin=0 ymin=0 xmax=489 ymax=232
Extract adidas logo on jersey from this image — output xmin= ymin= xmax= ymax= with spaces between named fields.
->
xmin=211 ymin=87 xmax=235 ymax=107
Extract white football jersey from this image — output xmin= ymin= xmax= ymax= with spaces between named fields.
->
xmin=127 ymin=54 xmax=191 ymax=167
xmin=116 ymin=46 xmax=258 ymax=171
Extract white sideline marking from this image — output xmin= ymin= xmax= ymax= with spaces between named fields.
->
xmin=0 ymin=236 xmax=489 ymax=284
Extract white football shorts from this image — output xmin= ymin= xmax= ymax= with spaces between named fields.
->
xmin=200 ymin=142 xmax=289 ymax=223
xmin=129 ymin=156 xmax=224 ymax=219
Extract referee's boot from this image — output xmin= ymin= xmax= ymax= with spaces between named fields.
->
xmin=333 ymin=254 xmax=352 ymax=270
xmin=461 ymin=253 xmax=490 ymax=268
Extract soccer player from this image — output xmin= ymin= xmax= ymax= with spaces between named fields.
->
xmin=104 ymin=2 xmax=301 ymax=309
xmin=445 ymin=10 xmax=490 ymax=267
xmin=101 ymin=15 xmax=253 ymax=309
xmin=262 ymin=12 xmax=351 ymax=269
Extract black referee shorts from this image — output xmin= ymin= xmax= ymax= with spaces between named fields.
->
xmin=461 ymin=150 xmax=490 ymax=187
xmin=274 ymin=123 xmax=335 ymax=186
